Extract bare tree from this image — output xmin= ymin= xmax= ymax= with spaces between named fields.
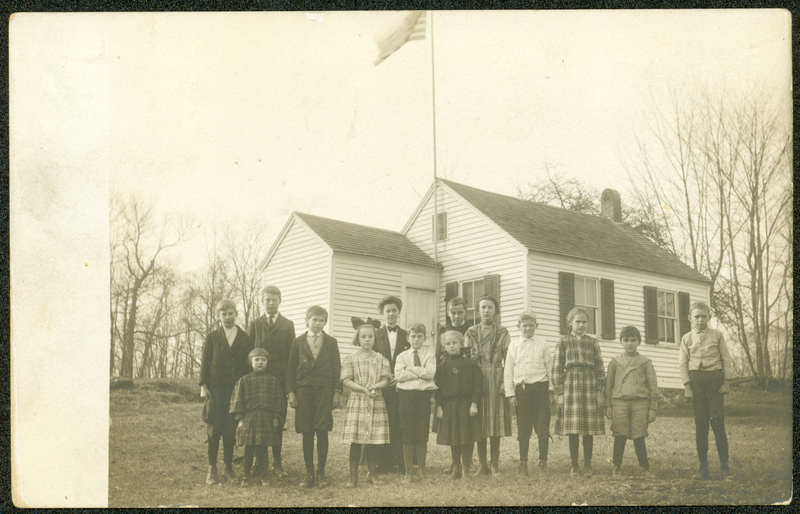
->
xmin=223 ymin=218 xmax=270 ymax=328
xmin=625 ymin=86 xmax=792 ymax=388
xmin=110 ymin=193 xmax=190 ymax=378
xmin=516 ymin=163 xmax=674 ymax=251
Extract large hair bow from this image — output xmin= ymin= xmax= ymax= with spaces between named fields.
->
xmin=351 ymin=316 xmax=382 ymax=330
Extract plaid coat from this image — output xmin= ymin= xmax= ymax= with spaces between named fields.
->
xmin=552 ymin=333 xmax=606 ymax=435
xmin=340 ymin=350 xmax=392 ymax=445
xmin=230 ymin=370 xmax=284 ymax=446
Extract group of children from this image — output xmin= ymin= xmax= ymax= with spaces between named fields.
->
xmin=200 ymin=286 xmax=734 ymax=489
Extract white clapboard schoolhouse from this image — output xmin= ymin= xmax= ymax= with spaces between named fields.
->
xmin=259 ymin=179 xmax=710 ymax=388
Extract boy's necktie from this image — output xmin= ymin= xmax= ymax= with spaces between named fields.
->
xmin=413 ymin=350 xmax=421 ymax=367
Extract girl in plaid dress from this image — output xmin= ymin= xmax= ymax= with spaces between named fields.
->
xmin=230 ymin=348 xmax=285 ymax=486
xmin=553 ymin=307 xmax=606 ymax=476
xmin=341 ymin=318 xmax=392 ymax=487
xmin=465 ymin=294 xmax=512 ymax=476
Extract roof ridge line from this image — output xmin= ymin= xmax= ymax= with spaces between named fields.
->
xmin=439 ymin=179 xmax=612 ymax=221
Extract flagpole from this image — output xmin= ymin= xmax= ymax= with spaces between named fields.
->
xmin=429 ymin=11 xmax=441 ymax=345
xmin=430 ymin=11 xmax=439 ymax=267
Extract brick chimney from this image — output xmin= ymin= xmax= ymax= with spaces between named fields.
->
xmin=601 ymin=189 xmax=621 ymax=222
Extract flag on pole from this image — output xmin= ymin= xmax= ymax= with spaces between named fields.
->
xmin=374 ymin=11 xmax=426 ymax=66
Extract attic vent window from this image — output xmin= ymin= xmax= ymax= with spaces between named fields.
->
xmin=431 ymin=212 xmax=447 ymax=242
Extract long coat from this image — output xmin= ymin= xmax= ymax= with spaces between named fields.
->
xmin=199 ymin=326 xmax=253 ymax=387
xmin=246 ymin=314 xmax=295 ymax=387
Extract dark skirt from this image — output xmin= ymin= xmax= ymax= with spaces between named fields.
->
xmin=399 ymin=390 xmax=433 ymax=443
xmin=436 ymin=396 xmax=481 ymax=446
xmin=207 ymin=384 xmax=236 ymax=440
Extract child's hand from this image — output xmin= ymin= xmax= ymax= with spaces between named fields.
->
xmin=288 ymin=392 xmax=297 ymax=409
xmin=436 ymin=406 xmax=443 ymax=419
xmin=333 ymin=391 xmax=342 ymax=409
xmin=647 ymin=409 xmax=656 ymax=423
xmin=238 ymin=420 xmax=244 ymax=428
xmin=549 ymin=391 xmax=556 ymax=405
xmin=200 ymin=385 xmax=209 ymax=398
xmin=684 ymin=384 xmax=693 ymax=400
xmin=507 ymin=396 xmax=517 ymax=408
xmin=557 ymin=394 xmax=564 ymax=406
xmin=596 ymin=391 xmax=604 ymax=408
xmin=720 ymin=380 xmax=731 ymax=395
xmin=605 ymin=407 xmax=612 ymax=420
xmin=469 ymin=403 xmax=478 ymax=417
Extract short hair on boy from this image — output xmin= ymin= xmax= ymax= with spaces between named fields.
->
xmin=261 ymin=285 xmax=282 ymax=299
xmin=441 ymin=330 xmax=464 ymax=345
xmin=407 ymin=323 xmax=427 ymax=336
xmin=690 ymin=301 xmax=710 ymax=314
xmin=248 ymin=347 xmax=270 ymax=362
xmin=447 ymin=296 xmax=467 ymax=311
xmin=619 ymin=326 xmax=641 ymax=342
xmin=306 ymin=305 xmax=328 ymax=322
xmin=216 ymin=299 xmax=237 ymax=313
xmin=351 ymin=323 xmax=377 ymax=347
xmin=566 ymin=306 xmax=590 ymax=325
xmin=378 ymin=295 xmax=403 ymax=313
xmin=517 ymin=311 xmax=538 ymax=325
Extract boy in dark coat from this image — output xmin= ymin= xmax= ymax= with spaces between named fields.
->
xmin=199 ymin=299 xmax=253 ymax=485
xmin=287 ymin=305 xmax=342 ymax=488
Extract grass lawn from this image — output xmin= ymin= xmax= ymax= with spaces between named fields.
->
xmin=109 ymin=379 xmax=792 ymax=507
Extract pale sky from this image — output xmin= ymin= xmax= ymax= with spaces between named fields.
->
xmin=8 ymin=10 xmax=791 ymax=506
xmin=103 ymin=10 xmax=790 ymax=269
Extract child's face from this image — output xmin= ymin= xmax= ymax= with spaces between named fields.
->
xmin=690 ymin=308 xmax=709 ymax=331
xmin=263 ymin=293 xmax=281 ymax=316
xmin=519 ymin=320 xmax=537 ymax=339
xmin=448 ymin=304 xmax=467 ymax=326
xmin=358 ymin=327 xmax=375 ymax=350
xmin=383 ymin=303 xmax=400 ymax=326
xmin=409 ymin=331 xmax=425 ymax=350
xmin=218 ymin=307 xmax=237 ymax=328
xmin=621 ymin=336 xmax=640 ymax=356
xmin=479 ymin=299 xmax=496 ymax=323
xmin=307 ymin=314 xmax=327 ymax=334
xmin=251 ymin=355 xmax=268 ymax=372
xmin=443 ymin=334 xmax=462 ymax=356
xmin=570 ymin=314 xmax=588 ymax=336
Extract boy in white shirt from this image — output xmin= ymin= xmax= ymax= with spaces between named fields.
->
xmin=504 ymin=311 xmax=553 ymax=474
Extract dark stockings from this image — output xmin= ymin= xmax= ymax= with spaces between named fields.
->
xmin=613 ymin=436 xmax=649 ymax=469
xmin=244 ymin=446 xmax=269 ymax=478
xmin=208 ymin=435 xmax=234 ymax=468
xmin=568 ymin=435 xmax=593 ymax=467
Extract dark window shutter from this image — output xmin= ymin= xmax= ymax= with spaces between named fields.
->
xmin=678 ymin=291 xmax=691 ymax=338
xmin=484 ymin=274 xmax=500 ymax=299
xmin=558 ymin=272 xmax=575 ymax=335
xmin=601 ymin=278 xmax=616 ymax=340
xmin=444 ymin=281 xmax=459 ymax=325
xmin=643 ymin=286 xmax=658 ymax=345
xmin=432 ymin=212 xmax=447 ymax=241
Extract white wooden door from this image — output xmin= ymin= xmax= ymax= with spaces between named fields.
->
xmin=404 ymin=287 xmax=437 ymax=352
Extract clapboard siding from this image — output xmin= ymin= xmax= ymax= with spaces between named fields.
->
xmin=528 ymin=251 xmax=710 ymax=389
xmin=405 ymin=184 xmax=526 ymax=331
xmin=262 ymin=219 xmax=331 ymax=340
xmin=331 ymin=254 xmax=438 ymax=359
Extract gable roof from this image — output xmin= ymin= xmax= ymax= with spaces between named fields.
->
xmin=441 ymin=179 xmax=710 ymax=283
xmin=294 ymin=212 xmax=437 ymax=268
